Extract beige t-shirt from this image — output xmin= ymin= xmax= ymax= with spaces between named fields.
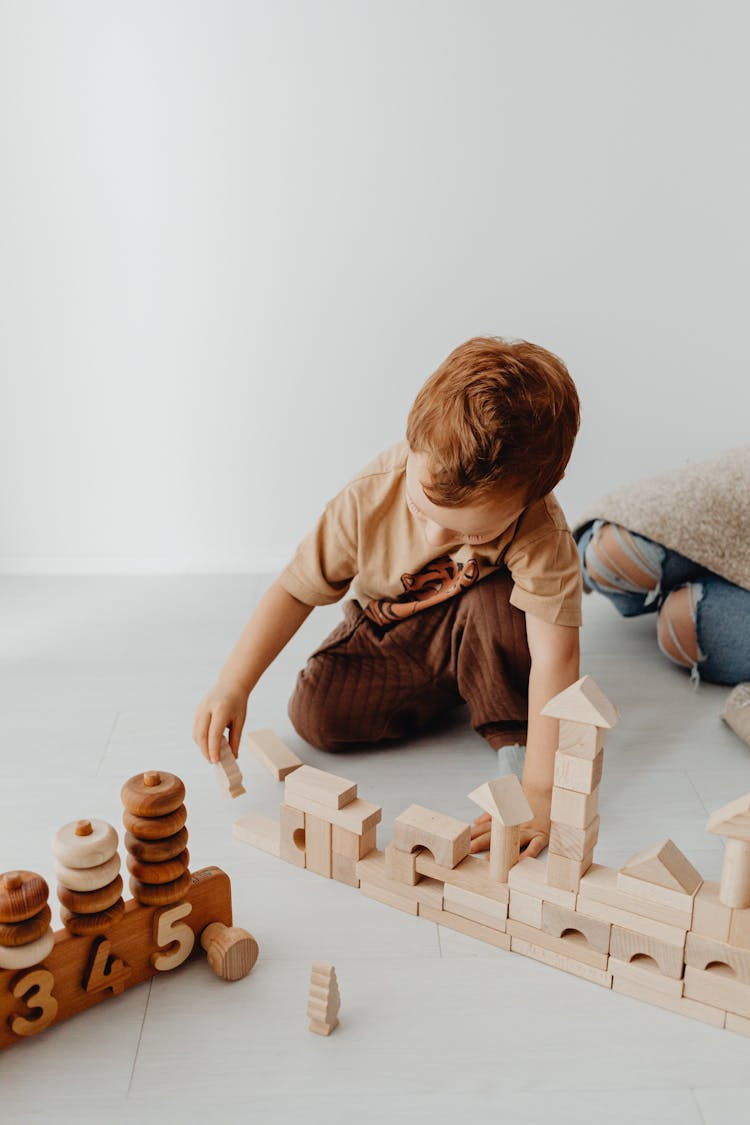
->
xmin=278 ymin=441 xmax=583 ymax=628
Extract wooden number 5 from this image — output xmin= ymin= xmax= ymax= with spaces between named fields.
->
xmin=152 ymin=901 xmax=195 ymax=971
xmin=11 ymin=970 xmax=59 ymax=1038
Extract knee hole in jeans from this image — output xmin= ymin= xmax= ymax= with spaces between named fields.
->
xmin=657 ymin=583 xmax=705 ymax=675
xmin=584 ymin=521 xmax=663 ymax=598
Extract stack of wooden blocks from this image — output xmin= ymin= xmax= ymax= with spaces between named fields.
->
xmin=233 ymin=676 xmax=750 ymax=1037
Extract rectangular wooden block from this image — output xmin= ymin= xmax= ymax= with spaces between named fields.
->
xmin=685 ymin=930 xmax=750 ymax=985
xmin=691 ymin=880 xmax=733 ymax=942
xmin=331 ymin=824 xmax=377 ymax=860
xmin=232 ymin=812 xmax=281 ymax=857
xmin=283 ymin=791 xmax=382 ymax=835
xmin=356 ymin=851 xmax=444 ymax=911
xmin=415 ymin=852 xmax=509 ymax=904
xmin=608 ymin=956 xmax=683 ymax=998
xmin=549 ymin=786 xmax=599 ymax=830
xmin=285 ymin=764 xmax=357 ymax=810
xmin=729 ymin=907 xmax=750 ymax=950
xmin=541 ymin=900 xmax=611 ymax=954
xmin=616 ymin=871 xmax=695 ymax=920
xmin=279 ymin=803 xmax=305 ymax=868
xmin=613 ymin=974 xmax=725 ymax=1028
xmin=332 ymin=851 xmax=359 ymax=888
xmin=579 ymin=864 xmax=693 ymax=931
xmin=549 ymin=816 xmax=601 ymax=862
xmin=577 ymin=893 xmax=687 ymax=946
xmin=553 ymin=749 xmax=603 ymax=794
xmin=511 ymin=936 xmax=612 ymax=988
xmin=418 ymin=903 xmax=511 ymax=951
xmin=244 ymin=728 xmax=302 ymax=780
xmin=683 ymin=964 xmax=750 ymax=1018
xmin=546 ymin=849 xmax=594 ymax=893
xmin=442 ymin=883 xmax=508 ymax=931
xmin=507 ymin=918 xmax=609 ymax=970
xmin=360 ymin=881 xmax=418 ymax=915
xmin=558 ymin=720 xmax=607 ymax=759
xmin=610 ymin=924 xmax=685 ymax=979
xmin=384 ymin=842 xmax=420 ymax=886
xmin=304 ymin=814 xmax=332 ymax=878
xmin=509 ymin=890 xmax=543 ymax=929
xmin=726 ymin=1011 xmax=750 ymax=1038
xmin=508 ymin=855 xmax=576 ymax=909
xmin=392 ymin=805 xmax=471 ymax=869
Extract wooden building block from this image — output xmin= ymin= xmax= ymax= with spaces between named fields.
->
xmin=232 ymin=813 xmax=280 ymax=857
xmin=541 ymin=675 xmax=620 ymax=729
xmin=553 ymin=750 xmax=603 ymax=795
xmin=613 ymin=974 xmax=725 ymax=1028
xmin=616 ymin=871 xmax=695 ymax=919
xmin=508 ymin=856 xmax=576 ymax=909
xmin=685 ymin=931 xmax=750 ymax=985
xmin=509 ymin=890 xmax=543 ymax=928
xmin=550 ymin=786 xmax=599 ymax=830
xmin=549 ymin=816 xmax=601 ymax=862
xmin=729 ymin=906 xmax=750 ymax=950
xmin=384 ymin=843 xmax=420 ymax=886
xmin=285 ymin=765 xmax=357 ymax=810
xmin=244 ymin=729 xmax=302 ymax=781
xmin=691 ymin=881 xmax=731 ymax=940
xmin=579 ymin=864 xmax=693 ymax=930
xmin=442 ymin=883 xmax=508 ymax=930
xmin=414 ymin=852 xmax=509 ymax=904
xmin=332 ymin=824 xmax=377 ymax=860
xmin=304 ymin=815 xmax=332 ymax=878
xmin=541 ymin=900 xmax=611 ymax=954
xmin=331 ymin=852 xmax=359 ymax=888
xmin=283 ymin=791 xmax=382 ymax=835
xmin=546 ymin=849 xmax=594 ymax=893
xmin=418 ymin=904 xmax=511 ymax=951
xmin=356 ymin=852 xmax=444 ymax=911
xmin=279 ymin=804 xmax=305 ymax=869
xmin=215 ymin=739 xmax=246 ymax=798
xmin=507 ymin=918 xmax=609 ymax=970
xmin=718 ymin=839 xmax=750 ymax=909
xmin=726 ymin=1011 xmax=750 ymax=1038
xmin=577 ymin=893 xmax=687 ymax=946
xmin=683 ymin=964 xmax=750 ymax=1018
xmin=608 ymin=956 xmax=683 ymax=998
xmin=392 ymin=805 xmax=471 ymax=869
xmin=511 ymin=936 xmax=612 ymax=988
xmin=557 ymin=720 xmax=606 ymax=759
xmin=359 ymin=881 xmax=417 ymax=915
xmin=620 ymin=838 xmax=703 ymax=895
xmin=610 ymin=924 xmax=685 ymax=979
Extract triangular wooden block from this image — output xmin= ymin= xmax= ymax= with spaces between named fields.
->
xmin=620 ymin=838 xmax=702 ymax=894
xmin=467 ymin=775 xmax=532 ymax=826
xmin=706 ymin=793 xmax=750 ymax=841
xmin=541 ymin=675 xmax=619 ymax=729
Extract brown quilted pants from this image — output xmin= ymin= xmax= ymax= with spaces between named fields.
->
xmin=288 ymin=567 xmax=531 ymax=752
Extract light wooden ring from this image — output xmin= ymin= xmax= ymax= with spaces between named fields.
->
xmin=122 ymin=804 xmax=187 ymax=841
xmin=54 ymin=852 xmax=121 ymax=893
xmin=120 ymin=772 xmax=186 ymax=817
xmin=52 ymin=820 xmax=119 ymax=869
xmin=0 ymin=928 xmax=55 ymax=970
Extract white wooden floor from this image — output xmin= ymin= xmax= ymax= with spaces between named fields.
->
xmin=1 ymin=575 xmax=749 ymax=1124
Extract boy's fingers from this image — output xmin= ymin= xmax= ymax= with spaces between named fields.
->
xmin=207 ymin=713 xmax=228 ymax=764
xmin=469 ymin=832 xmax=491 ymax=854
xmin=522 ymin=834 xmax=548 ymax=859
xmin=228 ymin=721 xmax=243 ymax=759
xmin=193 ymin=710 xmax=211 ymax=761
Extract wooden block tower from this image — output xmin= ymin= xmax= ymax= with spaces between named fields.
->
xmin=467 ymin=775 xmax=533 ymax=883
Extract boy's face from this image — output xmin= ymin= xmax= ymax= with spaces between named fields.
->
xmin=405 ymin=450 xmax=528 ymax=548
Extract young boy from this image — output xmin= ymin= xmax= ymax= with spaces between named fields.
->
xmin=193 ymin=336 xmax=582 ymax=858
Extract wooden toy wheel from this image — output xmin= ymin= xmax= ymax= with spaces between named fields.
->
xmin=200 ymin=923 xmax=259 ymax=981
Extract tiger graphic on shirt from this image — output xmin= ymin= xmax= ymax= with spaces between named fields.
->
xmin=364 ymin=555 xmax=480 ymax=625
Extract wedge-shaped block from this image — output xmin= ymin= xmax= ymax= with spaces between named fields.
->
xmin=511 ymin=936 xmax=612 ymax=988
xmin=360 ymin=881 xmax=417 ymax=915
xmin=579 ymin=863 xmax=693 ymax=931
xmin=285 ymin=764 xmax=357 ymax=810
xmin=332 ymin=824 xmax=377 ymax=860
xmin=683 ymin=964 xmax=750 ymax=1018
xmin=550 ymin=786 xmax=599 ymax=830
xmin=610 ymin=924 xmax=685 ymax=979
xmin=507 ymin=918 xmax=609 ymax=970
xmin=541 ymin=900 xmax=610 ymax=954
xmin=244 ymin=729 xmax=302 ymax=780
xmin=616 ymin=871 xmax=696 ymax=919
xmin=384 ymin=843 xmax=420 ymax=886
xmin=467 ymin=775 xmax=532 ymax=825
xmin=546 ymin=849 xmax=594 ymax=893
xmin=557 ymin=720 xmax=606 ymax=760
xmin=691 ymin=880 xmax=732 ymax=942
xmin=553 ymin=750 xmax=603 ymax=795
xmin=613 ymin=974 xmax=725 ymax=1027
xmin=279 ymin=803 xmax=305 ymax=868
xmin=541 ymin=674 xmax=619 ymax=729
xmin=608 ymin=955 xmax=683 ymax=998
xmin=415 ymin=852 xmax=509 ymax=904
xmin=332 ymin=852 xmax=359 ymax=888
xmin=620 ymin=838 xmax=702 ymax=895
xmin=508 ymin=855 xmax=576 ymax=909
xmin=392 ymin=805 xmax=471 ymax=869
xmin=357 ymin=851 xmax=443 ymax=911
xmin=509 ymin=890 xmax=543 ymax=928
xmin=283 ymin=791 xmax=381 ymax=835
xmin=419 ymin=903 xmax=511 ymax=950
xmin=706 ymin=792 xmax=750 ymax=841
xmin=686 ymin=931 xmax=750 ymax=985
xmin=232 ymin=813 xmax=280 ymax=857
xmin=549 ymin=816 xmax=601 ymax=862
xmin=729 ymin=907 xmax=750 ymax=950
xmin=305 ymin=815 xmax=332 ymax=878
xmin=442 ymin=883 xmax=508 ymax=931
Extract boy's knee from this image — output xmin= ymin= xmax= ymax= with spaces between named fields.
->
xmin=657 ymin=583 xmax=703 ymax=670
xmin=288 ymin=670 xmax=376 ymax=752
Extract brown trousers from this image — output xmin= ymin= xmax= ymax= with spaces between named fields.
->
xmin=288 ymin=567 xmax=531 ymax=752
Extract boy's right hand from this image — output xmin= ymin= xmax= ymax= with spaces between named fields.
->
xmin=193 ymin=676 xmax=249 ymax=764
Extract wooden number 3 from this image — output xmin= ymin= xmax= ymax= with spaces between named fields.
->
xmin=151 ymin=901 xmax=195 ymax=971
xmin=11 ymin=970 xmax=59 ymax=1037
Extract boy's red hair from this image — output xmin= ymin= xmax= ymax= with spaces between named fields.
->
xmin=406 ymin=336 xmax=580 ymax=507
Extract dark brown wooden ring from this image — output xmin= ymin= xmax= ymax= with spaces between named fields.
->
xmin=0 ymin=871 xmax=49 ymax=924
xmin=0 ymin=904 xmax=52 ymax=947
xmin=57 ymin=874 xmax=124 ymax=915
xmin=129 ymin=869 xmax=192 ymax=907
xmin=124 ymin=827 xmax=188 ymax=862
xmin=122 ymin=804 xmax=187 ymax=840
xmin=126 ymin=849 xmax=190 ymax=886
xmin=60 ymin=899 xmax=125 ymax=936
xmin=120 ymin=772 xmax=186 ymax=817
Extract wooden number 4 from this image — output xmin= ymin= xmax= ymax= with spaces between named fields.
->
xmin=151 ymin=902 xmax=195 ymax=971
xmin=11 ymin=970 xmax=59 ymax=1038
xmin=84 ymin=937 xmax=132 ymax=996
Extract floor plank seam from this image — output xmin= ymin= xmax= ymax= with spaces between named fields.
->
xmin=127 ymin=977 xmax=153 ymax=1097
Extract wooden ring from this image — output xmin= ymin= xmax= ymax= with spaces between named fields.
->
xmin=0 ymin=928 xmax=54 ymax=970
xmin=125 ymin=827 xmax=188 ymax=862
xmin=129 ymin=869 xmax=192 ymax=907
xmin=120 ymin=772 xmax=186 ymax=817
xmin=0 ymin=871 xmax=49 ymax=924
xmin=57 ymin=874 xmax=124 ymax=915
xmin=126 ymin=849 xmax=190 ymax=886
xmin=122 ymin=804 xmax=187 ymax=840
xmin=0 ymin=905 xmax=52 ymax=947
xmin=54 ymin=853 xmax=121 ymax=893
xmin=52 ymin=820 xmax=118 ymax=869
xmin=60 ymin=899 xmax=125 ymax=936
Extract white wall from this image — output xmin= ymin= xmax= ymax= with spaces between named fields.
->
xmin=2 ymin=0 xmax=748 ymax=574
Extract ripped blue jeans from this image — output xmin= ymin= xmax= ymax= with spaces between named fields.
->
xmin=577 ymin=521 xmax=750 ymax=687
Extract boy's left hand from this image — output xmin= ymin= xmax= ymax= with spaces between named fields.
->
xmin=469 ymin=811 xmax=550 ymax=860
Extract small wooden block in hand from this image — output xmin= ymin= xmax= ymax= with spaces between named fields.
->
xmin=215 ymin=739 xmax=245 ymax=799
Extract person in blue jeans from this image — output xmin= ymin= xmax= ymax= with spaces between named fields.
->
xmin=576 ymin=521 xmax=750 ymax=687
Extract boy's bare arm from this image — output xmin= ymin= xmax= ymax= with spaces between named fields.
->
xmin=193 ymin=579 xmax=313 ymax=763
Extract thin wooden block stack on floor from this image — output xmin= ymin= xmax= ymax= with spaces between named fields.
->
xmin=541 ymin=675 xmax=619 ymax=894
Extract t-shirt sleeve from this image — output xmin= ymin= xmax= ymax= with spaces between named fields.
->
xmin=504 ymin=501 xmax=583 ymax=627
xmin=277 ymin=487 xmax=359 ymax=607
